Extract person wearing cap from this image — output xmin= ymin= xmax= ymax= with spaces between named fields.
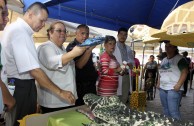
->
xmin=156 ymin=42 xmax=188 ymax=120
xmin=181 ymin=51 xmax=191 ymax=97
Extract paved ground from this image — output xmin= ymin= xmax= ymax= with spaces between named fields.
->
xmin=145 ymin=85 xmax=194 ymax=123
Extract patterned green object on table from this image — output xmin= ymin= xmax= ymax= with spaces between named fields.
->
xmin=83 ymin=93 xmax=194 ymax=126
xmin=83 ymin=94 xmax=131 ymax=125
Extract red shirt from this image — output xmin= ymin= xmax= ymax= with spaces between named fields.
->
xmin=97 ymin=52 xmax=120 ymax=96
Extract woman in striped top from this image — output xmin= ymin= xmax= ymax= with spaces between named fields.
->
xmin=97 ymin=36 xmax=124 ymax=96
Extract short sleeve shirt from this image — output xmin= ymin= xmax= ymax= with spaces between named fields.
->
xmin=159 ymin=54 xmax=187 ymax=90
xmin=1 ymin=18 xmax=40 ymax=79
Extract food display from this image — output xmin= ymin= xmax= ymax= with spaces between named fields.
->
xmin=82 ymin=94 xmax=193 ymax=126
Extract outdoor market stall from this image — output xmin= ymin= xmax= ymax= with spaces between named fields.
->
xmin=24 ymin=94 xmax=193 ymax=126
xmin=11 ymin=1 xmax=194 ymax=126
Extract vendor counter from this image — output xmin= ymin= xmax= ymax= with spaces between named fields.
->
xmin=26 ymin=105 xmax=88 ymax=126
xmin=25 ymin=94 xmax=194 ymax=126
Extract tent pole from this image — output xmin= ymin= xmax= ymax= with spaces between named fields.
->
xmin=131 ymin=39 xmax=134 ymax=93
xmin=140 ymin=43 xmax=146 ymax=90
xmin=154 ymin=42 xmax=162 ymax=98
xmin=158 ymin=42 xmax=162 ymax=64
xmin=153 ymin=47 xmax=154 ymax=55
xmin=190 ymin=48 xmax=194 ymax=91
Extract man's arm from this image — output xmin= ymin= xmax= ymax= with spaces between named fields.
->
xmin=174 ymin=67 xmax=188 ymax=91
xmin=30 ymin=68 xmax=75 ymax=104
xmin=156 ymin=74 xmax=160 ymax=89
xmin=0 ymin=79 xmax=15 ymax=111
xmin=75 ymin=46 xmax=95 ymax=69
xmin=174 ymin=58 xmax=189 ymax=91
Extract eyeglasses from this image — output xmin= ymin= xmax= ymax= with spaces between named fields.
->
xmin=54 ymin=29 xmax=68 ymax=34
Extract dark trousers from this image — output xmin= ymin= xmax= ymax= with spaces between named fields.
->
xmin=8 ymin=78 xmax=37 ymax=126
xmin=183 ymin=80 xmax=188 ymax=95
xmin=75 ymin=81 xmax=97 ymax=106
xmin=40 ymin=105 xmax=75 ymax=114
xmin=183 ymin=73 xmax=190 ymax=95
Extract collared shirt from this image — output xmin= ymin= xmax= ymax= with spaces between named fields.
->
xmin=37 ymin=41 xmax=77 ymax=108
xmin=113 ymin=42 xmax=134 ymax=95
xmin=1 ymin=18 xmax=40 ymax=79
xmin=116 ymin=41 xmax=134 ymax=64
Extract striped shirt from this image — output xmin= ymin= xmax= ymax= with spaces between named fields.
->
xmin=97 ymin=52 xmax=120 ymax=96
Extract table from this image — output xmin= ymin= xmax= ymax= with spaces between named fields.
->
xmin=26 ymin=105 xmax=88 ymax=126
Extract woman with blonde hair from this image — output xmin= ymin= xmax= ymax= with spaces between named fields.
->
xmin=37 ymin=21 xmax=86 ymax=113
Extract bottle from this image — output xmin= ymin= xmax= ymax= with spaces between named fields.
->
xmin=8 ymin=79 xmax=15 ymax=96
xmin=122 ymin=61 xmax=129 ymax=69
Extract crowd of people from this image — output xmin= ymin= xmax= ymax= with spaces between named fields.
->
xmin=0 ymin=1 xmax=193 ymax=126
